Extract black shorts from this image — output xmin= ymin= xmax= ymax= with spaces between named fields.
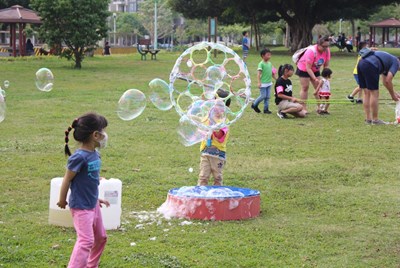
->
xmin=357 ymin=60 xmax=379 ymax=90
xmin=296 ymin=68 xmax=320 ymax=78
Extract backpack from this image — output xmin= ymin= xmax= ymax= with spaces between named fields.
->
xmin=292 ymin=45 xmax=317 ymax=64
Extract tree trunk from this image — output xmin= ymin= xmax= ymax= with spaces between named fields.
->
xmin=252 ymin=15 xmax=259 ymax=51
xmin=74 ymin=50 xmax=82 ymax=69
xmin=288 ymin=19 xmax=314 ymax=52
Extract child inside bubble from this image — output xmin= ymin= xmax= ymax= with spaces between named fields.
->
xmin=197 ymin=89 xmax=231 ymax=186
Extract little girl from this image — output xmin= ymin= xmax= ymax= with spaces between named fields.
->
xmin=314 ymin=68 xmax=333 ymax=114
xmin=58 ymin=112 xmax=110 ymax=268
xmin=274 ymin=64 xmax=306 ymax=118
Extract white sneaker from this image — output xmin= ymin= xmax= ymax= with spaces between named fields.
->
xmin=372 ymin=119 xmax=389 ymax=125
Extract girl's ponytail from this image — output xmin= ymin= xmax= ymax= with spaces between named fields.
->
xmin=278 ymin=65 xmax=284 ymax=77
xmin=64 ymin=119 xmax=78 ymax=156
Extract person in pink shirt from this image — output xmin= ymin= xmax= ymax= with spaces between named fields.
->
xmin=296 ymin=36 xmax=331 ymax=113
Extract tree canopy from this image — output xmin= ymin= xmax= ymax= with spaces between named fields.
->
xmin=168 ymin=0 xmax=399 ymax=51
xmin=138 ymin=0 xmax=175 ymax=46
xmin=0 ymin=0 xmax=30 ymax=9
xmin=31 ymin=0 xmax=109 ymax=69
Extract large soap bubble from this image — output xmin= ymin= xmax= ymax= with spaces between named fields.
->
xmin=35 ymin=68 xmax=54 ymax=92
xmin=117 ymin=89 xmax=146 ymax=121
xmin=177 ymin=115 xmax=208 ymax=147
xmin=149 ymin=78 xmax=173 ymax=111
xmin=169 ymin=42 xmax=251 ymax=136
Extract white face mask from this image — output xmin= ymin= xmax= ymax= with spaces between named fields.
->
xmin=98 ymin=132 xmax=108 ymax=149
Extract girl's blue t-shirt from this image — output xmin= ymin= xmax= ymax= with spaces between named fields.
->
xmin=67 ymin=149 xmax=101 ymax=209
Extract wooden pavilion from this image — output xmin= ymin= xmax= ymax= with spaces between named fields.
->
xmin=0 ymin=5 xmax=41 ymax=57
xmin=369 ymin=18 xmax=400 ymax=48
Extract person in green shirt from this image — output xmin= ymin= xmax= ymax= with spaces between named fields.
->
xmin=251 ymin=48 xmax=277 ymax=114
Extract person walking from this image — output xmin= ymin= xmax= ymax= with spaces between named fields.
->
xmin=251 ymin=48 xmax=277 ymax=114
xmin=58 ymin=112 xmax=110 ymax=268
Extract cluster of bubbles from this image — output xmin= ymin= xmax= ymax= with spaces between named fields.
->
xmin=0 ymin=68 xmax=54 ymax=123
xmin=171 ymin=186 xmax=249 ymax=198
xmin=116 ymin=42 xmax=251 ymax=146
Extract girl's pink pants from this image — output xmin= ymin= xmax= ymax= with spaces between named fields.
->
xmin=68 ymin=202 xmax=107 ymax=268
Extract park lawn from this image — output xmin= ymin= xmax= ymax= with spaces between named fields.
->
xmin=0 ymin=47 xmax=399 ymax=267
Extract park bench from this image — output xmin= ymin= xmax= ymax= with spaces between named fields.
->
xmin=137 ymin=39 xmax=160 ymax=60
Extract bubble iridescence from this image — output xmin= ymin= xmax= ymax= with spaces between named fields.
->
xmin=169 ymin=42 xmax=251 ymax=133
xmin=117 ymin=89 xmax=146 ymax=121
xmin=35 ymin=68 xmax=54 ymax=92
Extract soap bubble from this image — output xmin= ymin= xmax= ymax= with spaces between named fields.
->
xmin=148 ymin=78 xmax=173 ymax=111
xmin=35 ymin=68 xmax=54 ymax=92
xmin=117 ymin=89 xmax=146 ymax=121
xmin=3 ymin=80 xmax=9 ymax=89
xmin=0 ymin=92 xmax=5 ymax=123
xmin=395 ymin=101 xmax=400 ymax=124
xmin=177 ymin=116 xmax=208 ymax=146
xmin=0 ymin=88 xmax=6 ymax=98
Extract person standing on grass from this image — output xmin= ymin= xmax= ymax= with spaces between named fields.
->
xmin=242 ymin=31 xmax=250 ymax=63
xmin=296 ymin=36 xmax=331 ymax=113
xmin=251 ymin=48 xmax=277 ymax=114
xmin=275 ymin=64 xmax=306 ymax=119
xmin=58 ymin=112 xmax=110 ymax=268
xmin=356 ymin=27 xmax=362 ymax=51
xmin=103 ymin=41 xmax=111 ymax=56
xmin=198 ymin=90 xmax=231 ymax=186
xmin=357 ymin=48 xmax=400 ymax=125
xmin=347 ymin=41 xmax=369 ymax=104
xmin=314 ymin=68 xmax=333 ymax=115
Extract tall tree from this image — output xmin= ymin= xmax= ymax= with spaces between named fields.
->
xmin=138 ymin=0 xmax=174 ymax=46
xmin=116 ymin=12 xmax=146 ymax=44
xmin=31 ymin=0 xmax=109 ymax=69
xmin=168 ymin=0 xmax=399 ymax=51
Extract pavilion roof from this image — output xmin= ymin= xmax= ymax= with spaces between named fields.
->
xmin=0 ymin=5 xmax=41 ymax=24
xmin=370 ymin=18 xmax=400 ymax=28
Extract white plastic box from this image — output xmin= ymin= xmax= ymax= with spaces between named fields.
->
xmin=49 ymin=177 xmax=122 ymax=230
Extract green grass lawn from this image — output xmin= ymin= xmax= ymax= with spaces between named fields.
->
xmin=0 ymin=47 xmax=400 ymax=267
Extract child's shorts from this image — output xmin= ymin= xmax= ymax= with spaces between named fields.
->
xmin=277 ymin=100 xmax=302 ymax=111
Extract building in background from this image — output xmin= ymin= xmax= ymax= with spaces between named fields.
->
xmin=106 ymin=0 xmax=142 ymax=46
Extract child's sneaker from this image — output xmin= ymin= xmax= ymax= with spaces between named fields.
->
xmin=356 ymin=99 xmax=363 ymax=104
xmin=251 ymin=104 xmax=261 ymax=113
xmin=277 ymin=111 xmax=287 ymax=119
xmin=347 ymin=95 xmax=354 ymax=102
xmin=264 ymin=110 xmax=272 ymax=114
xmin=372 ymin=119 xmax=389 ymax=125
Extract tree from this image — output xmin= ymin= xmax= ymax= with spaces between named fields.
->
xmin=0 ymin=0 xmax=30 ymax=9
xmin=31 ymin=0 xmax=109 ymax=69
xmin=138 ymin=0 xmax=174 ymax=46
xmin=116 ymin=12 xmax=146 ymax=44
xmin=168 ymin=0 xmax=399 ymax=51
